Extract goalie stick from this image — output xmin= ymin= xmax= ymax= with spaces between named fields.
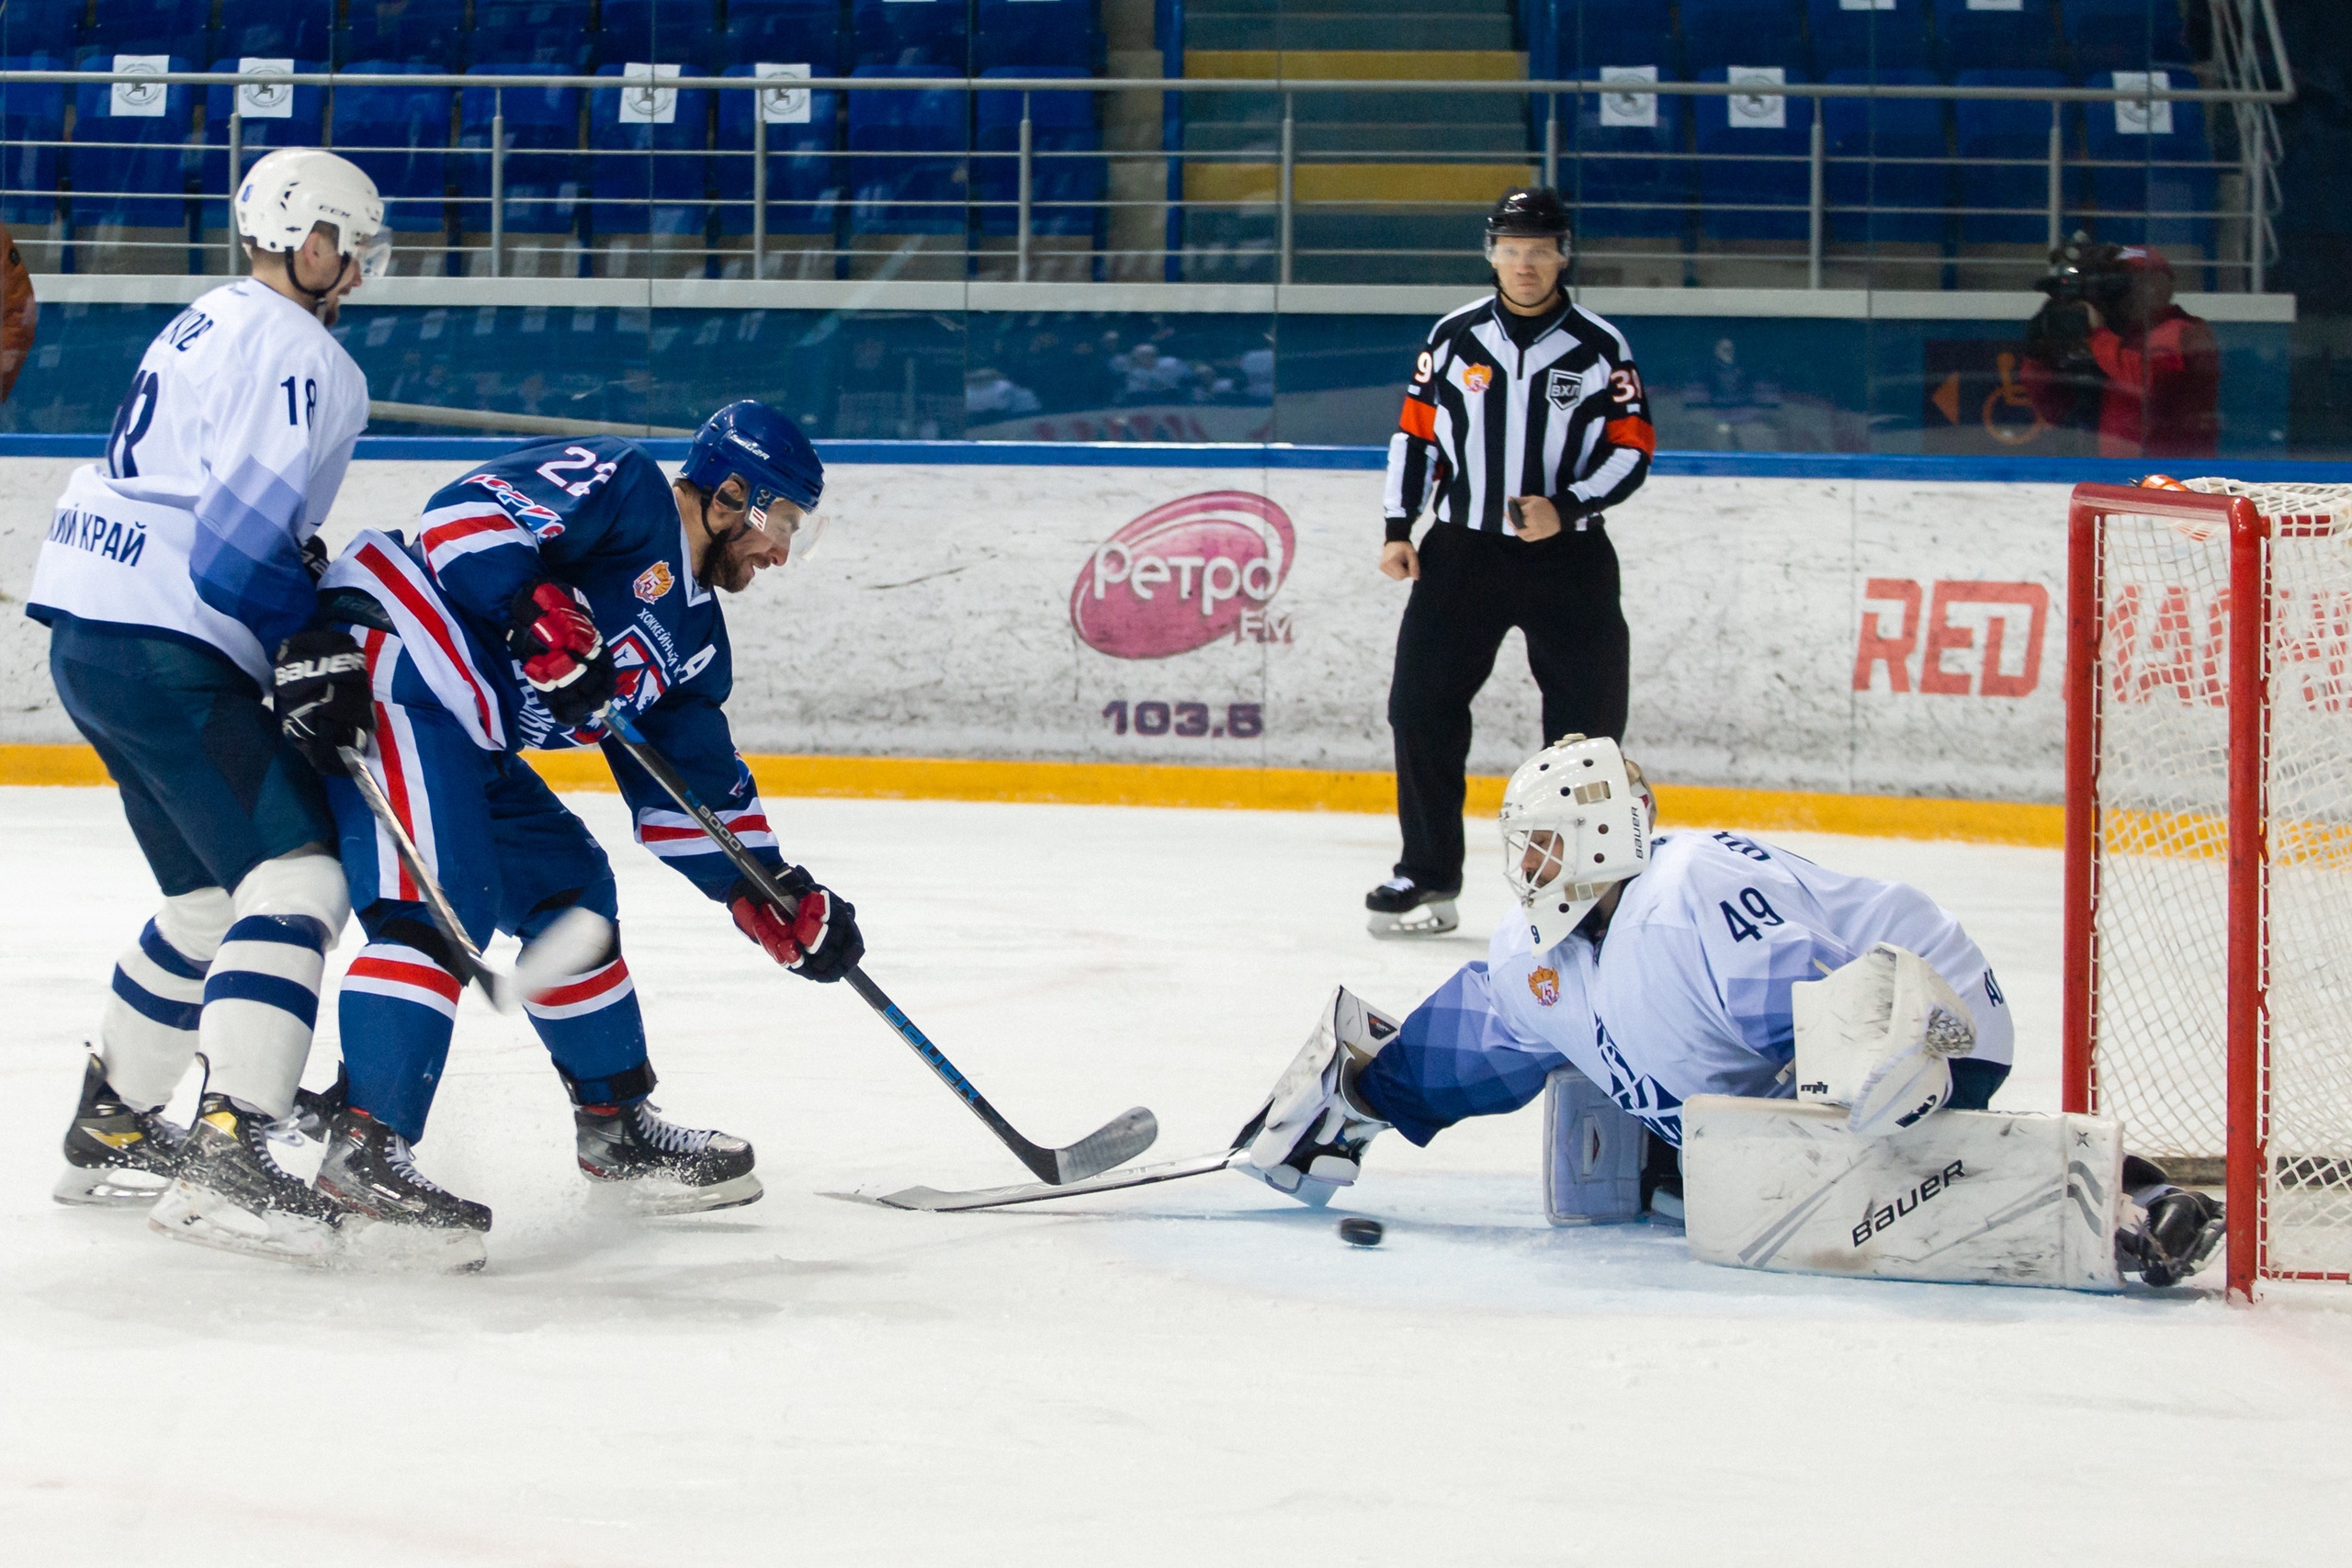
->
xmin=597 ymin=707 xmax=1159 ymax=1186
xmin=335 ymin=745 xmax=613 ymax=1012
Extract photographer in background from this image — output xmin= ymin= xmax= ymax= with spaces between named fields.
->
xmin=2023 ymin=238 xmax=2220 ymax=459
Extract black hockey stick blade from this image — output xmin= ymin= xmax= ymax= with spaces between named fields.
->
xmin=600 ymin=706 xmax=1159 ymax=1185
xmin=860 ymin=1149 xmax=1241 ymax=1213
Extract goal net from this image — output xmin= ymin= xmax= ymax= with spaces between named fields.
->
xmin=2065 ymin=478 xmax=2352 ymax=1298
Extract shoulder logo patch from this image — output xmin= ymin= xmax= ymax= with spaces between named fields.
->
xmin=1460 ymin=363 xmax=1493 ymax=395
xmin=632 ymin=560 xmax=674 ymax=604
xmin=1528 ymin=966 xmax=1560 ymax=1008
xmin=1546 ymin=367 xmax=1579 ymax=411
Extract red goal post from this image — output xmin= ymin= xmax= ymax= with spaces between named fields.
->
xmin=2064 ymin=479 xmax=2352 ymax=1302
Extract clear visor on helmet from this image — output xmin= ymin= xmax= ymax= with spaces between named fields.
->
xmin=712 ymin=474 xmax=824 ymax=565
xmin=353 ymin=228 xmax=392 ymax=281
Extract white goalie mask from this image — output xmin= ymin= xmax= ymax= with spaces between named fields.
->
xmin=1499 ymin=734 xmax=1654 ymax=951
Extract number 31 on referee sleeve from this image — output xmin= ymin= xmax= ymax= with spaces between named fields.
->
xmin=1610 ymin=367 xmax=1645 ymax=405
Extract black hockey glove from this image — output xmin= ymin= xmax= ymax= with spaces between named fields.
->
xmin=506 ymin=580 xmax=616 ymax=728
xmin=729 ymin=867 xmax=864 ymax=983
xmin=274 ymin=626 xmax=374 ymax=773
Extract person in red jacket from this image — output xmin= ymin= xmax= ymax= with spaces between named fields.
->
xmin=2024 ymin=243 xmax=2220 ymax=459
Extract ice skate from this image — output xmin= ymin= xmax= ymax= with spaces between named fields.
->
xmin=2117 ymin=1156 xmax=2225 ymax=1288
xmin=54 ymin=1052 xmax=187 ymax=1207
xmin=315 ymin=1108 xmax=490 ymax=1274
xmin=575 ymin=1100 xmax=763 ymax=1214
xmin=1235 ymin=987 xmax=1398 ymax=1206
xmin=148 ymin=1093 xmax=341 ymax=1265
xmin=1364 ymin=875 xmax=1459 ymax=938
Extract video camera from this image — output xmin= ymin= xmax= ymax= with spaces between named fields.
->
xmin=2030 ymin=232 xmax=2133 ymax=344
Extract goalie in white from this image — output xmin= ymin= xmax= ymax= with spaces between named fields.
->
xmin=1235 ymin=734 xmax=2222 ymax=1290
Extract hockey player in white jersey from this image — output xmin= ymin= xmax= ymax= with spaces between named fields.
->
xmin=27 ymin=148 xmax=384 ymax=1261
xmin=1236 ymin=734 xmax=2223 ymax=1290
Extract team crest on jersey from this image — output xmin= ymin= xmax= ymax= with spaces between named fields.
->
xmin=1546 ymin=367 xmax=1579 ymax=411
xmin=1460 ymin=363 xmax=1493 ymax=395
xmin=1528 ymin=966 xmax=1560 ymax=1007
xmin=633 ymin=560 xmax=674 ymax=604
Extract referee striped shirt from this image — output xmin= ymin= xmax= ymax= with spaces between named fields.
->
xmin=1382 ymin=294 xmax=1656 ymax=541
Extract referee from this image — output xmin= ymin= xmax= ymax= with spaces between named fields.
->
xmin=1366 ymin=186 xmax=1654 ymax=937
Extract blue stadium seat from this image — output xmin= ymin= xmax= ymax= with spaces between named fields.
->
xmin=1544 ymin=2 xmax=1676 ymax=79
xmin=854 ymin=0 xmax=966 ymax=72
xmin=1565 ymin=69 xmax=1686 ymax=239
xmin=458 ymin=63 xmax=583 ymax=234
xmin=1694 ymin=65 xmax=1815 ymax=242
xmin=1822 ymin=67 xmax=1948 ymax=244
xmin=595 ymin=1 xmax=721 ymax=68
xmin=589 ymin=62 xmax=711 ymax=237
xmin=469 ymin=1 xmax=593 ymax=70
xmin=198 ymin=59 xmax=327 ymax=227
xmin=846 ymin=64 xmax=966 ymax=233
xmin=216 ymin=2 xmax=335 ymax=62
xmin=2080 ymin=65 xmax=2213 ymax=249
xmin=1675 ymin=0 xmax=1803 ymax=72
xmin=2060 ymin=0 xmax=2189 ymax=73
xmin=328 ymin=61 xmax=452 ymax=233
xmin=974 ymin=0 xmax=1096 ymax=73
xmin=1953 ymin=67 xmax=2064 ymax=243
xmin=718 ymin=0 xmax=842 ymax=70
xmin=1934 ymin=0 xmax=2056 ymax=73
xmin=1805 ymin=0 xmax=1932 ymax=76
xmin=716 ymin=62 xmax=842 ymax=236
xmin=69 ymin=53 xmax=197 ymax=229
xmin=0 ymin=0 xmax=86 ymax=58
xmin=343 ymin=0 xmax=466 ymax=67
xmin=974 ymin=67 xmax=1100 ymax=235
xmin=85 ymin=0 xmax=209 ymax=62
xmin=0 ymin=55 xmax=66 ymax=227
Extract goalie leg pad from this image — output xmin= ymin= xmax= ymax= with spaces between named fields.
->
xmin=1681 ymin=1095 xmax=2126 ymax=1292
xmin=1543 ymin=1066 xmax=1647 ymax=1225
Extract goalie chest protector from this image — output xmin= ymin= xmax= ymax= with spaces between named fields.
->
xmin=1681 ymin=1097 xmax=2125 ymax=1292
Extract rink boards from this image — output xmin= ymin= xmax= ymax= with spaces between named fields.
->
xmin=0 ymin=457 xmax=2075 ymax=805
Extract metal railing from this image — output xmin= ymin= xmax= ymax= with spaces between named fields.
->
xmin=0 ymin=60 xmax=2298 ymax=288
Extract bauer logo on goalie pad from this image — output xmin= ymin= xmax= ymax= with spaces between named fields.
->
xmin=1853 ymin=1160 xmax=1965 ymax=1247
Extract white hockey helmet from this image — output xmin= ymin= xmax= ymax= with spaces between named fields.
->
xmin=1499 ymin=734 xmax=1655 ymax=951
xmin=234 ymin=147 xmax=390 ymax=279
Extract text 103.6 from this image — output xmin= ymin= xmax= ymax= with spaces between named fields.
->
xmin=1102 ymin=702 xmax=1264 ymax=739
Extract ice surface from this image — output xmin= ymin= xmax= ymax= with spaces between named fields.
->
xmin=4 ymin=787 xmax=2349 ymax=1565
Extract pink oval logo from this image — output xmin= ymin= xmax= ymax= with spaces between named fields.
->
xmin=1070 ymin=491 xmax=1296 ymax=660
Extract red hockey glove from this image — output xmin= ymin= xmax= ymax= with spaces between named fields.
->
xmin=505 ymin=581 xmax=616 ymax=727
xmin=729 ymin=868 xmax=864 ymax=984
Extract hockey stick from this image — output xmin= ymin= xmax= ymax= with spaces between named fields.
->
xmin=335 ymin=744 xmax=614 ymax=1013
xmin=597 ymin=707 xmax=1159 ymax=1185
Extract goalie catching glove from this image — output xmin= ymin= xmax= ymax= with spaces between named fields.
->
xmin=274 ymin=626 xmax=373 ymax=772
xmin=729 ymin=867 xmax=864 ymax=983
xmin=1236 ymin=987 xmax=1398 ymax=1206
xmin=506 ymin=580 xmax=616 ymax=727
xmin=1791 ymin=942 xmax=1978 ymax=1137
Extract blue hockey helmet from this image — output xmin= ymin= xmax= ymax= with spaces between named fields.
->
xmin=683 ymin=400 xmax=824 ymax=516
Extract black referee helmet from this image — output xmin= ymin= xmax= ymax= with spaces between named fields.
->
xmin=1485 ymin=186 xmax=1572 ymax=251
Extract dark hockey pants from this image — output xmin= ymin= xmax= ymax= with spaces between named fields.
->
xmin=1386 ymin=524 xmax=1630 ymax=893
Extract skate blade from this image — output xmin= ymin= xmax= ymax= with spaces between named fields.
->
xmin=52 ymin=1165 xmax=174 ymax=1207
xmin=1366 ymin=899 xmax=1459 ymax=939
xmin=588 ymin=1168 xmax=764 ymax=1217
xmin=334 ymin=1214 xmax=488 ymax=1275
xmin=148 ymin=1180 xmax=336 ymax=1267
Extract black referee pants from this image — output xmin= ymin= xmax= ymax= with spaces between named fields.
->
xmin=1386 ymin=524 xmax=1630 ymax=893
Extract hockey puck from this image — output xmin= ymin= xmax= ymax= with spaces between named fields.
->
xmin=1337 ymin=1217 xmax=1385 ymax=1247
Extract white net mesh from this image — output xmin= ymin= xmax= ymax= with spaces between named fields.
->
xmin=2088 ymin=480 xmax=2352 ymax=1279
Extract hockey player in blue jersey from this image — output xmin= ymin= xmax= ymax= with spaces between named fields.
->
xmin=272 ymin=401 xmax=862 ymax=1265
xmin=1234 ymin=734 xmax=2223 ymax=1289
xmin=29 ymin=149 xmax=388 ymax=1261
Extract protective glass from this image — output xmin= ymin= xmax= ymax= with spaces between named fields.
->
xmin=353 ymin=229 xmax=393 ymax=281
